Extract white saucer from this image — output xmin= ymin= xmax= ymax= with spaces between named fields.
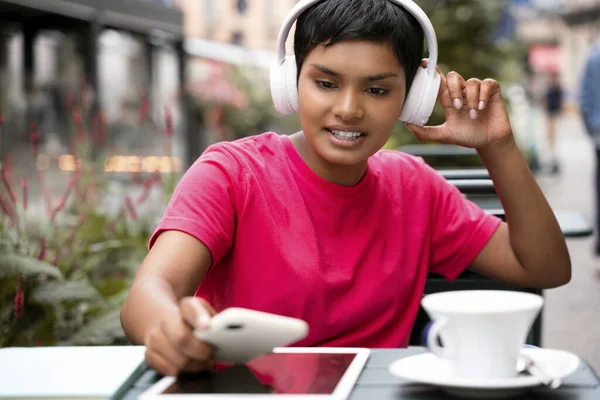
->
xmin=388 ymin=348 xmax=580 ymax=398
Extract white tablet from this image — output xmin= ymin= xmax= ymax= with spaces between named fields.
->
xmin=139 ymin=347 xmax=370 ymax=400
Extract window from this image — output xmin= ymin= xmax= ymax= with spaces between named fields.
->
xmin=231 ymin=31 xmax=244 ymax=46
xmin=237 ymin=0 xmax=248 ymax=14
xmin=204 ymin=0 xmax=216 ymax=22
xmin=265 ymin=0 xmax=274 ymax=21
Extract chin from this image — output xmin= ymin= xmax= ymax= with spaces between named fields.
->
xmin=317 ymin=144 xmax=372 ymax=166
xmin=304 ymin=129 xmax=381 ymax=165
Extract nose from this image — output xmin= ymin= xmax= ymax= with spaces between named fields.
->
xmin=333 ymin=88 xmax=364 ymax=121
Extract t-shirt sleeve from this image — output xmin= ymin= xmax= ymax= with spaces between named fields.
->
xmin=424 ymin=162 xmax=502 ymax=281
xmin=148 ymin=144 xmax=246 ymax=266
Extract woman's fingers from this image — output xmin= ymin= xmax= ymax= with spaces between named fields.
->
xmin=162 ymin=312 xmax=214 ymax=364
xmin=446 ymin=71 xmax=466 ymax=110
xmin=465 ymin=78 xmax=482 ymax=119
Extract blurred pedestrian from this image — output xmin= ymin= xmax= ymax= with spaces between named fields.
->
xmin=544 ymin=72 xmax=564 ymax=175
xmin=579 ymin=39 xmax=600 ymax=255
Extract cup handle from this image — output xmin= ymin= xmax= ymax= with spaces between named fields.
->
xmin=426 ymin=317 xmax=453 ymax=358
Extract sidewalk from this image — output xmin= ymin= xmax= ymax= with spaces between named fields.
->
xmin=532 ymin=110 xmax=600 ymax=372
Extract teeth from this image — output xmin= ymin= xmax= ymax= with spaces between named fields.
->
xmin=330 ymin=130 xmax=363 ymax=140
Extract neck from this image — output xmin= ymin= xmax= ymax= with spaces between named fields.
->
xmin=290 ymin=131 xmax=368 ymax=186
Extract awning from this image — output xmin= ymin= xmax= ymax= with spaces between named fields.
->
xmin=184 ymin=38 xmax=276 ymax=70
xmin=0 ymin=0 xmax=183 ymax=38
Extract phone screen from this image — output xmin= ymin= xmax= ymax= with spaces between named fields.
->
xmin=160 ymin=353 xmax=357 ymax=395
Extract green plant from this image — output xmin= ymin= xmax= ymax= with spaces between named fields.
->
xmin=0 ymin=93 xmax=175 ymax=347
xmin=189 ymin=64 xmax=300 ymax=142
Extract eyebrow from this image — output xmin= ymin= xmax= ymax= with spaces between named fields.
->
xmin=310 ymin=63 xmax=399 ymax=81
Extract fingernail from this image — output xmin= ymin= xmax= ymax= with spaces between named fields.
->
xmin=453 ymin=98 xmax=462 ymax=110
xmin=405 ymin=123 xmax=413 ymax=132
xmin=469 ymin=109 xmax=478 ymax=120
xmin=478 ymin=101 xmax=485 ymax=110
xmin=198 ymin=315 xmax=211 ymax=329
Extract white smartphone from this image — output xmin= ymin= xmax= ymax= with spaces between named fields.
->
xmin=193 ymin=308 xmax=309 ymax=364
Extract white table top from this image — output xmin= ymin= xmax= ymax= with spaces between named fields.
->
xmin=0 ymin=346 xmax=145 ymax=399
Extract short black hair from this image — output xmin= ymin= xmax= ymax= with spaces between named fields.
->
xmin=294 ymin=0 xmax=425 ymax=94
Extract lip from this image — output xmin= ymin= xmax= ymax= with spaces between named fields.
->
xmin=325 ymin=125 xmax=368 ymax=135
xmin=325 ymin=128 xmax=367 ymax=149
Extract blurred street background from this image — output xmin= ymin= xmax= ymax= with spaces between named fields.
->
xmin=535 ymin=110 xmax=600 ymax=372
xmin=0 ymin=0 xmax=599 ymax=371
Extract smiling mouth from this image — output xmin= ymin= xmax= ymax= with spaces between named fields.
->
xmin=325 ymin=128 xmax=367 ymax=141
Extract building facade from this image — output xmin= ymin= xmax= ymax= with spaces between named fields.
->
xmin=178 ymin=0 xmax=298 ymax=51
xmin=514 ymin=0 xmax=600 ymax=107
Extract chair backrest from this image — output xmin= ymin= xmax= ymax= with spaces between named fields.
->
xmin=448 ymin=179 xmax=496 ymax=195
xmin=437 ymin=168 xmax=490 ymax=180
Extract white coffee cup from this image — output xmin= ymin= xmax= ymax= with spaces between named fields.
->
xmin=421 ymin=290 xmax=544 ymax=380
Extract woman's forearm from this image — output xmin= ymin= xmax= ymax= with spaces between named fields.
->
xmin=120 ymin=276 xmax=180 ymax=345
xmin=477 ymin=134 xmax=571 ymax=284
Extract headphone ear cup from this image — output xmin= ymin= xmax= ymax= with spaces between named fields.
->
xmin=416 ymin=70 xmax=441 ymax=125
xmin=284 ymin=56 xmax=299 ymax=113
xmin=399 ymin=67 xmax=441 ymax=126
xmin=270 ymin=55 xmax=299 ymax=114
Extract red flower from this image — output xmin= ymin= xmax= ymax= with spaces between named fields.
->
xmin=165 ymin=107 xmax=174 ymax=137
xmin=92 ymin=113 xmax=107 ymax=146
xmin=37 ymin=169 xmax=53 ymax=216
xmin=13 ymin=275 xmax=24 ymax=319
xmin=136 ymin=176 xmax=157 ymax=205
xmin=138 ymin=91 xmax=150 ymax=125
xmin=37 ymin=238 xmax=47 ymax=260
xmin=125 ymin=195 xmax=138 ymax=220
xmin=1 ymin=165 xmax=16 ymax=204
xmin=29 ymin=124 xmax=40 ymax=158
xmin=49 ymin=169 xmax=82 ymax=222
xmin=21 ymin=178 xmax=29 ymax=210
xmin=72 ymin=108 xmax=87 ymax=142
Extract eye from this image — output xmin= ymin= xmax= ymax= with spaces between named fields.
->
xmin=315 ymin=80 xmax=337 ymax=90
xmin=366 ymin=88 xmax=389 ymax=96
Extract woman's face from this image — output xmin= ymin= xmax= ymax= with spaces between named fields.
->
xmin=296 ymin=39 xmax=407 ymax=180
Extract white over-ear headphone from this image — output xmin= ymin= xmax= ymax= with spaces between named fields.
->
xmin=269 ymin=0 xmax=441 ymax=126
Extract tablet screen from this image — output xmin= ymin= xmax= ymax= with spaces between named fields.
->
xmin=160 ymin=353 xmax=357 ymax=395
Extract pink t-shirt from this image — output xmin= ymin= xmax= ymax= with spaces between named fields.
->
xmin=150 ymin=132 xmax=501 ymax=348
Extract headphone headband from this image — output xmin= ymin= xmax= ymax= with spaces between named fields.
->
xmin=274 ymin=0 xmax=438 ymax=74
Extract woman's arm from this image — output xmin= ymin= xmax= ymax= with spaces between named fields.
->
xmin=406 ymin=62 xmax=571 ymax=289
xmin=469 ymin=136 xmax=571 ymax=288
xmin=121 ymin=230 xmax=219 ymax=376
xmin=121 ymin=230 xmax=213 ymax=345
